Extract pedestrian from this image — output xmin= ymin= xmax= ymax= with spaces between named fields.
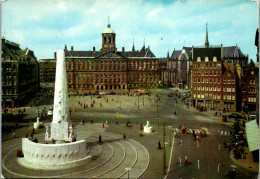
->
xmin=223 ymin=141 xmax=227 ymax=148
xmin=196 ymin=135 xmax=199 ymax=141
xmin=186 ymin=128 xmax=189 ymax=134
xmin=192 ymin=130 xmax=195 ymax=136
xmin=99 ymin=135 xmax=102 ymax=142
xmin=12 ymin=132 xmax=16 ymax=138
xmin=123 ymin=134 xmax=126 ymax=140
xmin=24 ymin=108 xmax=26 ymax=112
xmin=70 ymin=109 xmax=72 ymax=114
xmin=25 ymin=133 xmax=28 ymax=138
xmin=158 ymin=141 xmax=162 ymax=149
xmin=200 ymin=130 xmax=202 ymax=138
xmin=102 ymin=123 xmax=105 ymax=128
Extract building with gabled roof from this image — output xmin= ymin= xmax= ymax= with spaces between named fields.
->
xmin=1 ymin=37 xmax=39 ymax=108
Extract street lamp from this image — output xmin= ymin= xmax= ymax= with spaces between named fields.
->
xmin=125 ymin=167 xmax=131 ymax=179
xmin=168 ymin=126 xmax=173 ymax=146
xmin=127 ymin=108 xmax=130 ymax=120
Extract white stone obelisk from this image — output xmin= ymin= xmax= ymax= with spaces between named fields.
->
xmin=45 ymin=50 xmax=74 ymax=143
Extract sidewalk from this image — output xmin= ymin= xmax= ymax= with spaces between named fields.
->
xmin=230 ymin=147 xmax=259 ymax=173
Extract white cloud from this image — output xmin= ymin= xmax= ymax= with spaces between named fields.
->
xmin=2 ymin=0 xmax=258 ymax=61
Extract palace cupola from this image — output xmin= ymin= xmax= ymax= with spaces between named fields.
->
xmin=101 ymin=17 xmax=117 ymax=53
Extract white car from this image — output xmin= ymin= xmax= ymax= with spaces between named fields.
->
xmin=47 ymin=110 xmax=53 ymax=116
xmin=99 ymin=92 xmax=108 ymax=95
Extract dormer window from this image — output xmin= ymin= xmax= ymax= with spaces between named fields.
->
xmin=251 ymin=71 xmax=254 ymax=75
xmin=213 ymin=56 xmax=217 ymax=61
xmin=197 ymin=57 xmax=201 ymax=62
xmin=205 ymin=57 xmax=209 ymax=62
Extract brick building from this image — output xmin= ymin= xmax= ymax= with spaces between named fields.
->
xmin=241 ymin=60 xmax=259 ymax=112
xmin=1 ymin=37 xmax=39 ymax=107
xmin=39 ymin=20 xmax=159 ymax=93
xmin=191 ymin=46 xmax=240 ymax=112
xmin=39 ymin=58 xmax=56 ymax=84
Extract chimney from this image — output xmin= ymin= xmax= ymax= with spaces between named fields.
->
xmin=93 ymin=46 xmax=95 ymax=52
xmin=71 ymin=46 xmax=74 ymax=51
xmin=54 ymin=52 xmax=57 ymax=59
xmin=122 ymin=47 xmax=125 ymax=52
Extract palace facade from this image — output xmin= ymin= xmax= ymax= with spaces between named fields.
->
xmin=40 ymin=21 xmax=159 ymax=93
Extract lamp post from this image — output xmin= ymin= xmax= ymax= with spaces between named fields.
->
xmin=168 ymin=126 xmax=173 ymax=146
xmin=138 ymin=93 xmax=140 ymax=110
xmin=125 ymin=167 xmax=131 ymax=179
xmin=127 ymin=108 xmax=130 ymax=120
xmin=143 ymin=94 xmax=144 ymax=106
xmin=163 ymin=122 xmax=167 ymax=175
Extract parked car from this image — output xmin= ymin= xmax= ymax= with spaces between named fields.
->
xmin=47 ymin=110 xmax=53 ymax=116
xmin=228 ymin=113 xmax=242 ymax=119
xmin=99 ymin=91 xmax=108 ymax=95
xmin=92 ymin=91 xmax=99 ymax=95
xmin=109 ymin=91 xmax=116 ymax=95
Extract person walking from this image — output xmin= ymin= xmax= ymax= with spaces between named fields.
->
xmin=186 ymin=128 xmax=189 ymax=134
xmin=123 ymin=134 xmax=126 ymax=140
xmin=158 ymin=141 xmax=162 ymax=149
xmin=99 ymin=135 xmax=102 ymax=142
xmin=12 ymin=132 xmax=16 ymax=139
xmin=200 ymin=130 xmax=203 ymax=138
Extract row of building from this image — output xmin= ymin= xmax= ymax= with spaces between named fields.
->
xmin=1 ymin=21 xmax=259 ymax=113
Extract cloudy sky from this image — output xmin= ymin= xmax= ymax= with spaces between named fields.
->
xmin=2 ymin=0 xmax=259 ymax=60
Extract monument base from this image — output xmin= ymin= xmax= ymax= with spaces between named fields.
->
xmin=20 ymin=138 xmax=91 ymax=170
xmin=144 ymin=126 xmax=153 ymax=133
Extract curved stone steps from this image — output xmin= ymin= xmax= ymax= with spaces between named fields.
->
xmin=118 ymin=139 xmax=150 ymax=179
xmin=71 ymin=138 xmax=126 ymax=178
xmin=2 ymin=129 xmax=149 ymax=178
xmin=97 ymin=139 xmax=138 ymax=178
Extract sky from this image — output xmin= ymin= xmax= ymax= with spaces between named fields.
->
xmin=2 ymin=0 xmax=259 ymax=61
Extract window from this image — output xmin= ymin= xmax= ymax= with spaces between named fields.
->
xmin=193 ymin=72 xmax=196 ymax=76
xmin=201 ymin=78 xmax=204 ymax=83
xmin=197 ymin=85 xmax=200 ymax=90
xmin=218 ymin=86 xmax=221 ymax=91
xmin=213 ymin=86 xmax=216 ymax=91
xmin=213 ymin=93 xmax=216 ymax=99
xmin=217 ymin=63 xmax=221 ymax=69
xmin=194 ymin=64 xmax=196 ymax=69
xmin=213 ymin=71 xmax=216 ymax=76
xmin=251 ymin=71 xmax=254 ymax=75
xmin=232 ymin=87 xmax=235 ymax=92
xmin=205 ymin=86 xmax=208 ymax=91
xmin=198 ymin=93 xmax=200 ymax=98
xmin=218 ymin=71 xmax=221 ymax=76
xmin=205 ymin=63 xmax=208 ymax=68
xmin=227 ymin=79 xmax=231 ymax=84
xmin=193 ymin=93 xmax=196 ymax=98
xmin=201 ymin=71 xmax=204 ymax=76
xmin=227 ymin=87 xmax=231 ymax=92
xmin=250 ymin=79 xmax=255 ymax=84
xmin=201 ymin=86 xmax=204 ymax=90
xmin=214 ymin=63 xmax=217 ymax=68
xmin=217 ymin=94 xmax=221 ymax=99
xmin=213 ymin=57 xmax=217 ymax=62
xmin=209 ymin=78 xmax=212 ymax=83
xmin=209 ymin=93 xmax=212 ymax=98
xmin=197 ymin=71 xmax=200 ymax=76
xmin=205 ymin=57 xmax=209 ymax=62
xmin=209 ymin=63 xmax=212 ymax=69
xmin=198 ymin=64 xmax=201 ymax=68
xmin=223 ymin=86 xmax=226 ymax=92
xmin=193 ymin=78 xmax=196 ymax=83
xmin=223 ymin=79 xmax=226 ymax=84
xmin=232 ymin=94 xmax=235 ymax=100
xmin=209 ymin=86 xmax=212 ymax=91
xmin=249 ymin=87 xmax=256 ymax=93
xmin=201 ymin=93 xmax=205 ymax=98
xmin=209 ymin=71 xmax=212 ymax=76
xmin=213 ymin=78 xmax=216 ymax=83
xmin=218 ymin=78 xmax=221 ymax=84
xmin=205 ymin=71 xmax=208 ymax=76
xmin=227 ymin=73 xmax=231 ymax=77
xmin=205 ymin=93 xmax=208 ymax=98
xmin=197 ymin=57 xmax=201 ymax=62
xmin=194 ymin=86 xmax=196 ymax=90
xmin=205 ymin=78 xmax=208 ymax=83
xmin=223 ymin=94 xmax=226 ymax=99
xmin=198 ymin=78 xmax=200 ymax=83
